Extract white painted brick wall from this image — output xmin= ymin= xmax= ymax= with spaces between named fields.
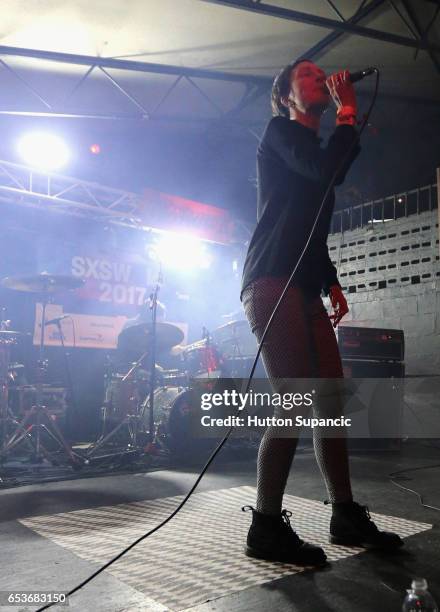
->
xmin=326 ymin=210 xmax=440 ymax=374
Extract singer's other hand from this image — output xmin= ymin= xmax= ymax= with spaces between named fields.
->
xmin=328 ymin=284 xmax=349 ymax=328
xmin=325 ymin=70 xmax=357 ymax=114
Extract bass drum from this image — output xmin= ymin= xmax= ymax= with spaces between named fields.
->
xmin=140 ymin=385 xmax=182 ymax=439
xmin=167 ymin=389 xmax=218 ymax=459
xmin=142 ymin=387 xmax=217 ymax=459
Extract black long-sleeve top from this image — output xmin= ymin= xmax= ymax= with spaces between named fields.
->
xmin=240 ymin=117 xmax=360 ymax=300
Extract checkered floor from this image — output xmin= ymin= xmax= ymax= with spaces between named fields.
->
xmin=20 ymin=486 xmax=432 ymax=611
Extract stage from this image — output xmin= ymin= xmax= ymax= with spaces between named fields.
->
xmin=0 ymin=441 xmax=438 ymax=612
xmin=0 ymin=2 xmax=440 ymax=610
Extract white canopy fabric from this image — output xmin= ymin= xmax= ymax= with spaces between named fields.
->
xmin=0 ymin=0 xmax=438 ymax=124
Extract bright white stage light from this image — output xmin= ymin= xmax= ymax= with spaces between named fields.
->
xmin=17 ymin=132 xmax=70 ymax=171
xmin=153 ymin=233 xmax=211 ymax=270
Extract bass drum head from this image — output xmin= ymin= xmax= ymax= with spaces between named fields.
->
xmin=167 ymin=389 xmax=217 ymax=460
xmin=140 ymin=386 xmax=182 ymax=434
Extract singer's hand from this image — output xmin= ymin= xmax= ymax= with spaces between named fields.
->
xmin=325 ymin=70 xmax=357 ymax=113
xmin=328 ymin=284 xmax=349 ymax=328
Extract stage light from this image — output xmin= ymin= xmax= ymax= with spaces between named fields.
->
xmin=90 ymin=143 xmax=101 ymax=155
xmin=17 ymin=132 xmax=70 ymax=171
xmin=152 ymin=233 xmax=211 ymax=270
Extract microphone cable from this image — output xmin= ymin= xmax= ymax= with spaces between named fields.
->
xmin=36 ymin=68 xmax=379 ymax=611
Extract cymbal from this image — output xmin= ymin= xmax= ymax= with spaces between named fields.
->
xmin=184 ymin=338 xmax=210 ymax=351
xmin=1 ymin=273 xmax=85 ymax=293
xmin=0 ymin=330 xmax=25 ymax=343
xmin=220 ymin=308 xmax=245 ymax=319
xmin=118 ymin=322 xmax=184 ymax=354
xmin=212 ymin=319 xmax=257 ymax=359
xmin=214 ymin=319 xmax=248 ymax=333
xmin=0 ymin=330 xmax=24 ymax=337
xmin=170 ymin=344 xmax=187 ymax=356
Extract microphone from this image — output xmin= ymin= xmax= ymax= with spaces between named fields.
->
xmin=348 ymin=67 xmax=376 ymax=83
xmin=325 ymin=67 xmax=376 ymax=92
xmin=44 ymin=315 xmax=69 ymax=326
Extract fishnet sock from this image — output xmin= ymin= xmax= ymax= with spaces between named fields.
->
xmin=242 ymin=277 xmax=352 ymax=515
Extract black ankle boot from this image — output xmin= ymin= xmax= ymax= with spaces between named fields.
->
xmin=328 ymin=500 xmax=404 ymax=549
xmin=242 ymin=506 xmax=327 ymax=566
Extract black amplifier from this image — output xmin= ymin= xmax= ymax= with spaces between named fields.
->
xmin=341 ymin=359 xmax=405 ymax=379
xmin=341 ymin=359 xmax=404 ymax=451
xmin=337 ymin=326 xmax=404 ymax=362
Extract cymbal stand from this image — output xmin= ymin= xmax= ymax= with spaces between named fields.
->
xmin=53 ymin=317 xmax=77 ymax=435
xmin=3 ymin=289 xmax=81 ymax=466
xmin=0 ymin=313 xmax=11 ymax=458
xmin=0 ymin=312 xmax=47 ymax=463
xmin=86 ymin=349 xmax=149 ymax=458
xmin=87 ymin=265 xmax=162 ymax=459
xmin=146 ymin=268 xmax=161 ymax=444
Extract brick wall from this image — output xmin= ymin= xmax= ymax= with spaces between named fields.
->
xmin=326 ymin=210 xmax=440 ymax=375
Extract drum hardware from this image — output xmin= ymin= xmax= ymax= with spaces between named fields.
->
xmin=0 ymin=273 xmax=85 ymax=467
xmin=162 ymin=368 xmax=188 ymax=387
xmin=112 ymin=319 xmax=184 ymax=449
xmin=182 ymin=335 xmax=224 ymax=379
xmin=139 ymin=385 xmax=216 ymax=458
xmin=0 ymin=329 xmax=32 ymax=462
xmin=212 ymin=319 xmax=257 ymax=361
xmin=9 ymin=385 xmax=68 ymax=419
xmin=48 ymin=316 xmax=77 ymax=435
xmin=93 ymin=326 xmax=251 ymax=460
xmin=86 ymin=352 xmax=150 ymax=458
xmin=140 ymin=385 xmax=181 ymax=454
xmin=86 ymin=409 xmax=144 ymax=458
xmin=141 ymin=272 xmax=161 ymax=452
xmin=88 ymin=267 xmax=185 ymax=459
xmin=7 ymin=363 xmax=27 ymax=386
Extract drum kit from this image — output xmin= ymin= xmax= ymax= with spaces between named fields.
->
xmin=0 ymin=273 xmax=85 ymax=467
xmin=0 ymin=272 xmax=258 ymax=469
xmin=90 ymin=318 xmax=258 ymax=460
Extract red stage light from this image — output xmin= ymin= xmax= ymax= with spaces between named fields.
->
xmin=89 ymin=144 xmax=101 ymax=154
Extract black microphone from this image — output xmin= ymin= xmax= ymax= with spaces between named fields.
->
xmin=44 ymin=314 xmax=69 ymax=326
xmin=325 ymin=67 xmax=376 ymax=92
xmin=349 ymin=67 xmax=376 ymax=83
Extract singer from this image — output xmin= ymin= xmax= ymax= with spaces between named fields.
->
xmin=240 ymin=59 xmax=403 ymax=565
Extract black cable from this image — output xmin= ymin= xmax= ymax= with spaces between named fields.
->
xmin=389 ymin=462 xmax=440 ymax=513
xmin=36 ymin=70 xmax=380 ymax=611
xmin=389 ymin=380 xmax=440 ymax=513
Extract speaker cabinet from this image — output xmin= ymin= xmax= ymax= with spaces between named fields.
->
xmin=342 ymin=359 xmax=404 ymax=451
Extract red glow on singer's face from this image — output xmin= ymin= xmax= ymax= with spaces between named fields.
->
xmin=290 ymin=61 xmax=329 ymax=112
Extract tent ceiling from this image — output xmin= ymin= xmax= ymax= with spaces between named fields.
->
xmin=0 ymin=0 xmax=439 ymax=124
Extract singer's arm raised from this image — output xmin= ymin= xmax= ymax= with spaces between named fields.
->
xmin=263 ymin=117 xmax=360 ymax=185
